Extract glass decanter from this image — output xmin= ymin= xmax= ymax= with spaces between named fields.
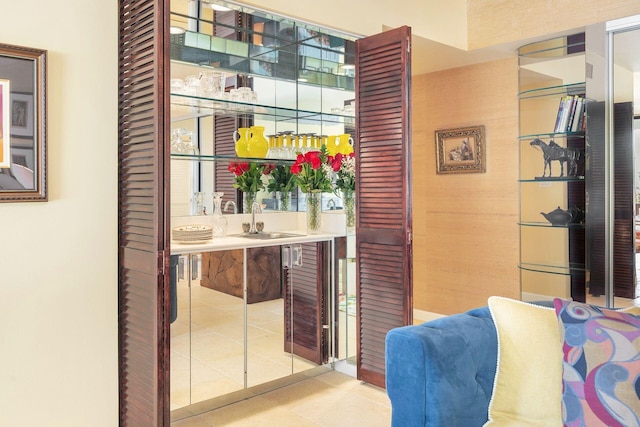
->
xmin=210 ymin=192 xmax=228 ymax=236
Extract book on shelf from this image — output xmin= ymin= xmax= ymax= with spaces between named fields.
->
xmin=553 ymin=95 xmax=585 ymax=133
xmin=570 ymin=97 xmax=584 ymax=132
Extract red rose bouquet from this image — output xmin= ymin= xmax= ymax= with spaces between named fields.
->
xmin=290 ymin=145 xmax=334 ymax=193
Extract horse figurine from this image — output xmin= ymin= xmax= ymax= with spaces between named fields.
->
xmin=529 ymin=138 xmax=583 ymax=177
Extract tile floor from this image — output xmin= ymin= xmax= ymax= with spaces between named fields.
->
xmin=170 ymin=370 xmax=391 ymax=427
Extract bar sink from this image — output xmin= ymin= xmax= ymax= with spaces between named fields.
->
xmin=232 ymin=232 xmax=306 ymax=240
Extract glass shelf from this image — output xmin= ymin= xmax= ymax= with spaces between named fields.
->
xmin=518 ymin=36 xmax=585 ymax=59
xmin=519 ymin=221 xmax=585 ymax=229
xmin=170 ymin=93 xmax=356 ymax=125
xmin=518 ymin=82 xmax=586 ymax=100
xmin=519 ymin=132 xmax=584 ymax=140
xmin=519 ymin=262 xmax=586 ymax=276
xmin=171 ymin=153 xmax=295 ymax=165
xmin=519 ymin=176 xmax=584 ymax=183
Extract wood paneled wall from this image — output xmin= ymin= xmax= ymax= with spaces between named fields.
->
xmin=412 ymin=58 xmax=520 ymax=315
xmin=468 ymin=0 xmax=640 ymax=50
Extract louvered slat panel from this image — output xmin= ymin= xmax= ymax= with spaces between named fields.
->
xmin=613 ymin=102 xmax=634 ymax=298
xmin=214 ymin=116 xmax=239 ymax=208
xmin=355 ymin=26 xmax=412 ymax=389
xmin=586 ymin=101 xmax=606 ymax=296
xmin=587 ymin=101 xmax=636 ymax=300
xmin=284 ymin=242 xmax=328 ymax=364
xmin=119 ymin=0 xmax=170 ymax=425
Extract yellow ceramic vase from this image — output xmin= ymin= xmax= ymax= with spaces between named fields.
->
xmin=233 ymin=127 xmax=251 ymax=157
xmin=336 ymin=133 xmax=354 ymax=155
xmin=325 ymin=135 xmax=339 ymax=156
xmin=247 ymin=125 xmax=269 ymax=158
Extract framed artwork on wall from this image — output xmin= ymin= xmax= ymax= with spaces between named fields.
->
xmin=435 ymin=125 xmax=486 ymax=174
xmin=0 ymin=43 xmax=47 ymax=202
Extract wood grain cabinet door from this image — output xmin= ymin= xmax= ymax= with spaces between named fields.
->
xmin=355 ymin=26 xmax=413 ymax=388
xmin=118 ymin=0 xmax=171 ymax=425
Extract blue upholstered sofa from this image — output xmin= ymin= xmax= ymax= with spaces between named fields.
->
xmin=385 ymin=307 xmax=497 ymax=427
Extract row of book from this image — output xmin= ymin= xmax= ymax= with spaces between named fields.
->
xmin=553 ymin=95 xmax=585 ymax=133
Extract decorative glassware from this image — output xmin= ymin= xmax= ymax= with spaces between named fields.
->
xmin=192 ymin=191 xmax=205 ymax=215
xmin=243 ymin=191 xmax=257 ymax=214
xmin=276 ymin=191 xmax=291 ymax=211
xmin=210 ymin=192 xmax=228 ymax=236
xmin=342 ymin=189 xmax=356 ymax=233
xmin=306 ymin=192 xmax=322 ymax=234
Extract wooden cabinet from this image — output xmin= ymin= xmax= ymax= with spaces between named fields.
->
xmin=201 ymin=247 xmax=282 ymax=303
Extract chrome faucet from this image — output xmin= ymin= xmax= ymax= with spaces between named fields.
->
xmin=327 ymin=199 xmax=336 ymax=210
xmin=224 ymin=200 xmax=237 ymax=214
xmin=249 ymin=201 xmax=262 ymax=234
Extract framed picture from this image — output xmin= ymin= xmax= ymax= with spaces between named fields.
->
xmin=0 ymin=43 xmax=47 ymax=202
xmin=435 ymin=125 xmax=486 ymax=174
xmin=0 ymin=79 xmax=9 ymax=168
xmin=10 ymin=92 xmax=33 ymax=137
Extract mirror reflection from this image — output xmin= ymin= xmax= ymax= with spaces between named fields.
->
xmin=169 ymin=0 xmax=358 ymax=413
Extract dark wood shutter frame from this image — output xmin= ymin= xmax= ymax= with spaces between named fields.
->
xmin=355 ymin=26 xmax=413 ymax=388
xmin=118 ymin=0 xmax=171 ymax=425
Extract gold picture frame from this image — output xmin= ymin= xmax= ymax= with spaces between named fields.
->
xmin=435 ymin=125 xmax=486 ymax=174
xmin=0 ymin=43 xmax=47 ymax=202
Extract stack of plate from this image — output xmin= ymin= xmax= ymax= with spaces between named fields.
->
xmin=172 ymin=224 xmax=213 ymax=244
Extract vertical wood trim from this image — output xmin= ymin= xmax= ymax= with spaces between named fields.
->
xmin=118 ymin=0 xmax=170 ymax=425
xmin=355 ymin=26 xmax=412 ymax=388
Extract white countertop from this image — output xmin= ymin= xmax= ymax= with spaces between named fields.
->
xmin=170 ymin=211 xmax=346 ymax=255
xmin=170 ymin=231 xmax=341 ymax=254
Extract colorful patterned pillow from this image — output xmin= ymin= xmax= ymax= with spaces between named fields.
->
xmin=553 ymin=298 xmax=640 ymax=427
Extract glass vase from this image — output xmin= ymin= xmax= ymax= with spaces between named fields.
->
xmin=210 ymin=192 xmax=228 ymax=236
xmin=306 ymin=192 xmax=322 ymax=234
xmin=243 ymin=191 xmax=257 ymax=214
xmin=276 ymin=191 xmax=291 ymax=211
xmin=342 ymin=189 xmax=356 ymax=233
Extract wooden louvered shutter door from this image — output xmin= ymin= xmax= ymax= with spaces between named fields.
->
xmin=214 ymin=116 xmax=239 ymax=207
xmin=118 ymin=0 xmax=170 ymax=425
xmin=355 ymin=26 xmax=412 ymax=388
xmin=612 ymin=102 xmax=634 ymax=298
xmin=284 ymin=242 xmax=329 ymax=365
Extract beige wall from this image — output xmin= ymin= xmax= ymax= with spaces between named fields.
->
xmin=468 ymin=0 xmax=640 ymax=49
xmin=0 ymin=1 xmax=118 ymax=425
xmin=412 ymin=58 xmax=520 ymax=314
